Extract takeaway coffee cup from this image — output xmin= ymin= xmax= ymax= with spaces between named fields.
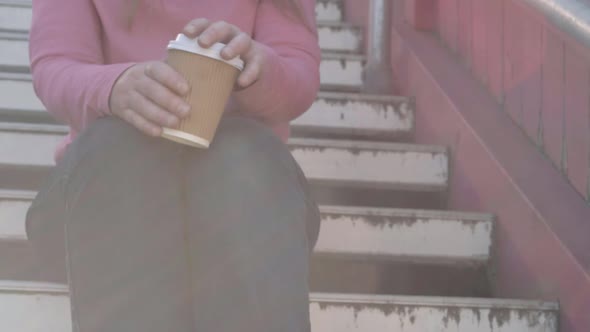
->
xmin=162 ymin=34 xmax=244 ymax=148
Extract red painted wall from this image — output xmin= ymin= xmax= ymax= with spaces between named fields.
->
xmin=391 ymin=0 xmax=590 ymax=330
xmin=433 ymin=0 xmax=590 ymax=201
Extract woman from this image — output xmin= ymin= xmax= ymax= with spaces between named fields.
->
xmin=25 ymin=0 xmax=321 ymax=331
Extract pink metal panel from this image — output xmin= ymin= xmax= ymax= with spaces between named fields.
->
xmin=471 ymin=0 xmax=488 ymax=84
xmin=390 ymin=20 xmax=590 ymax=330
xmin=343 ymin=0 xmax=369 ymax=53
xmin=437 ymin=0 xmax=458 ymax=53
xmin=520 ymin=10 xmax=544 ymax=144
xmin=503 ymin=0 xmax=525 ymax=125
xmin=541 ymin=28 xmax=566 ymax=170
xmin=457 ymin=0 xmax=472 ymax=67
xmin=343 ymin=1 xmax=369 ymax=31
xmin=404 ymin=0 xmax=437 ymax=31
xmin=564 ymin=48 xmax=590 ymax=200
xmin=486 ymin=0 xmax=504 ymax=103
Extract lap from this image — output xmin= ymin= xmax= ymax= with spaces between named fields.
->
xmin=27 ymin=114 xmax=318 ymax=249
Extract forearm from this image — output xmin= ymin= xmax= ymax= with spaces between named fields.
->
xmin=32 ymin=58 xmax=135 ymax=131
xmin=231 ymin=43 xmax=320 ymax=124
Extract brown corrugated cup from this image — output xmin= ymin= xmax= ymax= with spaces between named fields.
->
xmin=163 ymin=34 xmax=244 ymax=148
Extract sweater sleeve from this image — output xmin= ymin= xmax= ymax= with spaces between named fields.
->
xmin=230 ymin=0 xmax=321 ymax=124
xmin=29 ymin=0 xmax=135 ymax=132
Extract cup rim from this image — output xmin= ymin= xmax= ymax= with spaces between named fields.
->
xmin=161 ymin=127 xmax=211 ymax=148
xmin=168 ymin=34 xmax=244 ymax=71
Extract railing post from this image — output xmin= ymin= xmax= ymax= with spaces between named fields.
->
xmin=364 ymin=0 xmax=394 ymax=94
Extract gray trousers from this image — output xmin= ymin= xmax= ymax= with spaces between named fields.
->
xmin=26 ymin=116 xmax=321 ymax=332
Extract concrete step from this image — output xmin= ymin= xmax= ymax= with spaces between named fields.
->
xmin=0 ymin=77 xmax=410 ymax=139
xmin=315 ymin=0 xmax=343 ymax=22
xmin=290 ymin=138 xmax=448 ymax=191
xmin=0 ymin=190 xmax=491 ymax=264
xmin=320 ymin=52 xmax=365 ymax=91
xmin=315 ymin=206 xmax=493 ymax=264
xmin=0 ymin=281 xmax=559 ymax=332
xmin=0 ymin=1 xmax=345 ymax=32
xmin=318 ymin=22 xmax=362 ymax=53
xmin=292 ymin=92 xmax=414 ymax=139
xmin=0 ymin=1 xmax=31 ymax=32
xmin=0 ymin=36 xmax=366 ymax=90
xmin=0 ymin=123 xmax=449 ymax=191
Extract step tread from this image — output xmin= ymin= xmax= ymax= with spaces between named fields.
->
xmin=0 ymin=281 xmax=558 ymax=311
xmin=0 ymin=0 xmax=32 ymax=6
xmin=0 ymin=189 xmax=36 ymax=200
xmin=0 ymin=189 xmax=488 ymax=221
xmin=319 ymin=205 xmax=494 ymax=222
xmin=321 ymin=51 xmax=366 ymax=61
xmin=0 ymin=122 xmax=439 ymax=152
xmin=317 ymin=91 xmax=409 ymax=102
xmin=289 ymin=136 xmax=447 ymax=153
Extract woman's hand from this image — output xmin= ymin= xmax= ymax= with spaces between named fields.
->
xmin=109 ymin=62 xmax=191 ymax=136
xmin=183 ymin=19 xmax=267 ymax=89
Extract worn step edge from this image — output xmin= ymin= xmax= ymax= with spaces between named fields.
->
xmin=289 ymin=136 xmax=447 ymax=154
xmin=0 ymin=122 xmax=443 ymax=152
xmin=0 ymin=281 xmax=559 ymax=311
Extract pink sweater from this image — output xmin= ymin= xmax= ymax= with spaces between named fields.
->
xmin=29 ymin=0 xmax=321 ymax=161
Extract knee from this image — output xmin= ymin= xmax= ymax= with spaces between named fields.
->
xmin=194 ymin=116 xmax=296 ymax=179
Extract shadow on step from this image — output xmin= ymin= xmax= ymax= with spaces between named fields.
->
xmin=310 ymin=184 xmax=447 ymax=210
xmin=310 ymin=256 xmax=491 ymax=298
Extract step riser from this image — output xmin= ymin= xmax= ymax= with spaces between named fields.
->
xmin=0 ymin=39 xmax=365 ymax=89
xmin=0 ymin=2 xmax=345 ymax=32
xmin=318 ymin=25 xmax=362 ymax=53
xmin=315 ymin=1 xmax=343 ymax=22
xmin=311 ymin=258 xmax=491 ymax=297
xmin=0 ymin=288 xmax=559 ymax=332
xmin=0 ymin=127 xmax=449 ymax=191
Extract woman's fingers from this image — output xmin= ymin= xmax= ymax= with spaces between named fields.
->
xmin=118 ymin=108 xmax=162 ymax=137
xmin=128 ymin=91 xmax=180 ymax=128
xmin=144 ymin=62 xmax=189 ymax=96
xmin=238 ymin=51 xmax=263 ymax=88
xmin=136 ymin=77 xmax=191 ymax=118
xmin=198 ymin=21 xmax=241 ymax=48
xmin=183 ymin=18 xmax=211 ymax=38
xmin=221 ymin=32 xmax=252 ymax=60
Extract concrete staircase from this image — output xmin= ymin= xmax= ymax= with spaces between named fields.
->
xmin=0 ymin=0 xmax=559 ymax=331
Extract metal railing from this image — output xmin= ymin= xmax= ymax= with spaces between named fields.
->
xmin=364 ymin=0 xmax=393 ymax=94
xmin=512 ymin=0 xmax=590 ymax=49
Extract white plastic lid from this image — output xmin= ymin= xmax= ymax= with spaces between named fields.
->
xmin=168 ymin=34 xmax=244 ymax=71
